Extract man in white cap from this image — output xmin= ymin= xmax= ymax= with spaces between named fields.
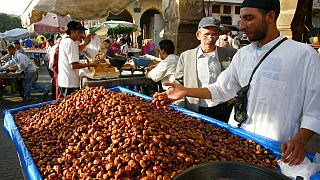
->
xmin=154 ymin=0 xmax=320 ymax=166
xmin=173 ymin=16 xmax=237 ymax=123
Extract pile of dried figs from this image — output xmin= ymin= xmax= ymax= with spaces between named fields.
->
xmin=14 ymin=87 xmax=278 ymax=180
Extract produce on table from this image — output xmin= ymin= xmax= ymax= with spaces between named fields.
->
xmin=14 ymin=87 xmax=278 ymax=180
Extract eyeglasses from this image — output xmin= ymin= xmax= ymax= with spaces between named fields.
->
xmin=201 ymin=33 xmax=219 ymax=39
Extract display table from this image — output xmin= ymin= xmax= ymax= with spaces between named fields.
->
xmin=23 ymin=48 xmax=47 ymax=66
xmin=80 ymin=66 xmax=162 ymax=96
xmin=3 ymin=86 xmax=320 ymax=180
xmin=23 ymin=49 xmax=47 ymax=54
xmin=0 ymin=71 xmax=24 ymax=99
xmin=81 ymin=75 xmax=161 ymax=96
xmin=82 ymin=75 xmax=154 ymax=87
xmin=0 ymin=71 xmax=23 ymax=79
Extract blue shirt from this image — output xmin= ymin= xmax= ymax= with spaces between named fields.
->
xmin=25 ymin=39 xmax=33 ymax=48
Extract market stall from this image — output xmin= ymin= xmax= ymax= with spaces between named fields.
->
xmin=4 ymin=86 xmax=320 ymax=179
xmin=0 ymin=71 xmax=24 ymax=99
xmin=80 ymin=55 xmax=160 ymax=96
xmin=81 ymin=76 xmax=160 ymax=96
xmin=80 ymin=66 xmax=161 ymax=96
xmin=29 ymin=13 xmax=72 ymax=33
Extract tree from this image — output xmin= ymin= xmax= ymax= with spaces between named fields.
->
xmin=0 ymin=13 xmax=22 ymax=33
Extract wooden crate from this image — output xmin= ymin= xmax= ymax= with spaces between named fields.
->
xmin=89 ymin=66 xmax=119 ymax=78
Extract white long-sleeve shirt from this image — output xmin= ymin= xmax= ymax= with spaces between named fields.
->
xmin=207 ymin=35 xmax=320 ymax=142
xmin=148 ymin=54 xmax=179 ymax=90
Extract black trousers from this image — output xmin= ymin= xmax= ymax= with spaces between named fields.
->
xmin=199 ymin=102 xmax=234 ymax=123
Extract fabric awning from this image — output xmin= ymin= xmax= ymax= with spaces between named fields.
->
xmin=29 ymin=13 xmax=72 ymax=33
xmin=21 ymin=0 xmax=136 ymax=27
xmin=0 ymin=28 xmax=29 ymax=41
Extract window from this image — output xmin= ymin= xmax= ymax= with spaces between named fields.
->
xmin=223 ymin=5 xmax=231 ymax=14
xmin=212 ymin=5 xmax=220 ymax=14
xmin=235 ymin=6 xmax=240 ymax=14
xmin=134 ymin=7 xmax=141 ymax=13
xmin=221 ymin=16 xmax=232 ymax=25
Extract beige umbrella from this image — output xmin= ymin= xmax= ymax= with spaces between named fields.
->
xmin=21 ymin=0 xmax=135 ymax=27
xmin=27 ymin=13 xmax=72 ymax=33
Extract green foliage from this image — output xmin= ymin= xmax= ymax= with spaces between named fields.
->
xmin=0 ymin=13 xmax=22 ymax=33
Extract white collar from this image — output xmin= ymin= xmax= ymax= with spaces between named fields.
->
xmin=251 ymin=35 xmax=285 ymax=51
xmin=197 ymin=46 xmax=217 ymax=59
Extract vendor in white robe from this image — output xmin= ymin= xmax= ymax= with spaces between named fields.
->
xmin=153 ymin=0 xmax=320 ymax=166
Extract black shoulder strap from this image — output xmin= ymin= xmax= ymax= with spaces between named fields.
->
xmin=247 ymin=37 xmax=287 ymax=86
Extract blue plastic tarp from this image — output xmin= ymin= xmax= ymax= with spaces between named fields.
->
xmin=3 ymin=86 xmax=320 ymax=180
xmin=3 ymin=101 xmax=53 ymax=180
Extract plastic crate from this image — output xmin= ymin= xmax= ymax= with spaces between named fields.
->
xmin=132 ymin=56 xmax=152 ymax=67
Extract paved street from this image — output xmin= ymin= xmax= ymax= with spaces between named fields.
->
xmin=0 ymin=64 xmax=319 ymax=179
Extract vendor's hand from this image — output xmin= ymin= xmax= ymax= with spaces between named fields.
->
xmin=281 ymin=139 xmax=306 ymax=166
xmin=153 ymin=82 xmax=187 ymax=104
xmin=90 ymin=60 xmax=100 ymax=67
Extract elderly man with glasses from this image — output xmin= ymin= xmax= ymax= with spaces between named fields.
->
xmin=173 ymin=17 xmax=237 ymax=122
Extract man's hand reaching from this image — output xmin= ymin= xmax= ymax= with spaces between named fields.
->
xmin=281 ymin=139 xmax=306 ymax=166
xmin=281 ymin=128 xmax=314 ymax=166
xmin=153 ymin=82 xmax=188 ymax=104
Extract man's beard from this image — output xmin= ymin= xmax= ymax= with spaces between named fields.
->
xmin=248 ymin=22 xmax=268 ymax=42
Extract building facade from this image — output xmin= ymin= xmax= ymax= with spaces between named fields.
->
xmin=88 ymin=0 xmax=164 ymax=49
xmin=204 ymin=0 xmax=242 ymax=26
xmin=88 ymin=0 xmax=305 ymax=54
